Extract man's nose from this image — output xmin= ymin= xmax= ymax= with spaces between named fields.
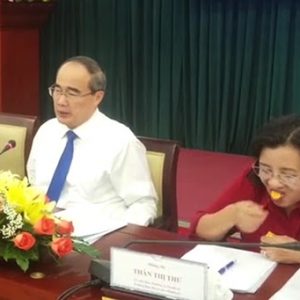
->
xmin=56 ymin=92 xmax=68 ymax=103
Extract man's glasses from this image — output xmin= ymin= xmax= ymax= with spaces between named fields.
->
xmin=48 ymin=85 xmax=94 ymax=101
xmin=252 ymin=164 xmax=300 ymax=187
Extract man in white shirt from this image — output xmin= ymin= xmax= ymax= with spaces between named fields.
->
xmin=27 ymin=56 xmax=158 ymax=226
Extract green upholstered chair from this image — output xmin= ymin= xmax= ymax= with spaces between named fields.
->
xmin=0 ymin=112 xmax=39 ymax=177
xmin=139 ymin=136 xmax=180 ymax=232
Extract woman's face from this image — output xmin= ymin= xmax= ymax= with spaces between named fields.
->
xmin=258 ymin=145 xmax=300 ymax=211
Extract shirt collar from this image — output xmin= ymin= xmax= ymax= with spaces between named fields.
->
xmin=73 ymin=109 xmax=102 ymax=140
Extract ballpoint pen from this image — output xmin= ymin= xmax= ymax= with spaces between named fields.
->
xmin=218 ymin=260 xmax=236 ymax=275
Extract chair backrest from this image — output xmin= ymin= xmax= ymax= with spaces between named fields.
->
xmin=139 ymin=136 xmax=180 ymax=232
xmin=0 ymin=112 xmax=39 ymax=177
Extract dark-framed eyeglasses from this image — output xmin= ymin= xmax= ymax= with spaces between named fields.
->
xmin=48 ymin=84 xmax=94 ymax=101
xmin=252 ymin=163 xmax=300 ymax=187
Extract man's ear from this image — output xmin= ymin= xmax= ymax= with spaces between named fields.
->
xmin=95 ymin=90 xmax=105 ymax=106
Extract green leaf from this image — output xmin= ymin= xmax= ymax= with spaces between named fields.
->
xmin=73 ymin=241 xmax=100 ymax=258
xmin=16 ymin=257 xmax=29 ymax=272
xmin=0 ymin=214 xmax=7 ymax=226
xmin=0 ymin=241 xmax=5 ymax=256
xmin=1 ymin=242 xmax=39 ymax=272
xmin=5 ymin=244 xmax=38 ymax=260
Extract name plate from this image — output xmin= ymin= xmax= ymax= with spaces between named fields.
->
xmin=110 ymin=247 xmax=208 ymax=300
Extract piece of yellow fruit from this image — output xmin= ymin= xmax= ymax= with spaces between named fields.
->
xmin=266 ymin=231 xmax=274 ymax=237
xmin=270 ymin=191 xmax=282 ymax=200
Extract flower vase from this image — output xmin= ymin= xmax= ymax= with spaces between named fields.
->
xmin=37 ymin=246 xmax=57 ymax=265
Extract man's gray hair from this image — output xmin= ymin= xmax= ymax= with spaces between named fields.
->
xmin=62 ymin=56 xmax=107 ymax=92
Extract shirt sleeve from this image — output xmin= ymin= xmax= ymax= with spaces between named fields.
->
xmin=188 ymin=165 xmax=257 ymax=236
xmin=110 ymin=137 xmax=158 ymax=226
xmin=26 ymin=127 xmax=41 ymax=185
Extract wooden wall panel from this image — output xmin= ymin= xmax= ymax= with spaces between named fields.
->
xmin=0 ymin=1 xmax=55 ymax=116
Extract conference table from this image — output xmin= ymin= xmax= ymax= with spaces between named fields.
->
xmin=0 ymin=224 xmax=298 ymax=300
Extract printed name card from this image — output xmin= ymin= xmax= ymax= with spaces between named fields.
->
xmin=110 ymin=247 xmax=208 ymax=300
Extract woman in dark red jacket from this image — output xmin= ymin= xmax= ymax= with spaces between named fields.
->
xmin=190 ymin=114 xmax=300 ymax=264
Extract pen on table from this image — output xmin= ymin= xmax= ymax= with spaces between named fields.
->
xmin=218 ymin=260 xmax=236 ymax=275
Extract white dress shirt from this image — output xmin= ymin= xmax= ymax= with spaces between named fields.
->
xmin=27 ymin=109 xmax=158 ymax=226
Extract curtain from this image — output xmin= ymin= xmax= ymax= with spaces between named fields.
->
xmin=40 ymin=0 xmax=300 ymax=154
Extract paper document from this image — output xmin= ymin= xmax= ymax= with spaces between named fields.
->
xmin=55 ymin=208 xmax=127 ymax=244
xmin=181 ymin=245 xmax=277 ymax=293
xmin=269 ymin=267 xmax=300 ymax=300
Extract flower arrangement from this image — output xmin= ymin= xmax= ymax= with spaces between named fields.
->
xmin=0 ymin=171 xmax=99 ymax=272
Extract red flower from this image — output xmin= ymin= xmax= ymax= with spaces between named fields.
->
xmin=14 ymin=232 xmax=36 ymax=251
xmin=34 ymin=217 xmax=55 ymax=235
xmin=51 ymin=237 xmax=73 ymax=257
xmin=56 ymin=219 xmax=74 ymax=235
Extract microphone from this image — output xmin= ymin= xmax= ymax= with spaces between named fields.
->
xmin=124 ymin=239 xmax=300 ymax=251
xmin=88 ymin=238 xmax=300 ymax=285
xmin=89 ymin=259 xmax=111 ymax=286
xmin=0 ymin=140 xmax=16 ymax=155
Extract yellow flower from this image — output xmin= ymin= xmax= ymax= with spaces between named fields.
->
xmin=2 ymin=172 xmax=55 ymax=224
xmin=0 ymin=170 xmax=99 ymax=272
xmin=23 ymin=197 xmax=55 ymax=225
xmin=5 ymin=178 xmax=30 ymax=212
xmin=0 ymin=170 xmax=19 ymax=195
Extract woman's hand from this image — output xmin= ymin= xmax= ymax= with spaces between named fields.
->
xmin=233 ymin=200 xmax=268 ymax=233
xmin=195 ymin=200 xmax=268 ymax=241
xmin=260 ymin=234 xmax=300 ymax=264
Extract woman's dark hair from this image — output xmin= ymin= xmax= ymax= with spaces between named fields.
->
xmin=248 ymin=114 xmax=300 ymax=187
xmin=251 ymin=114 xmax=300 ymax=159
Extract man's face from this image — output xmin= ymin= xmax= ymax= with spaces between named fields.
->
xmin=53 ymin=62 xmax=104 ymax=129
